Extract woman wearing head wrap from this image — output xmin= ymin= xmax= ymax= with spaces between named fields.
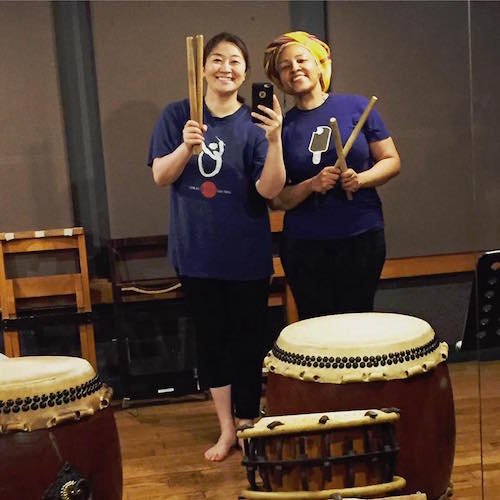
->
xmin=264 ymin=31 xmax=401 ymax=319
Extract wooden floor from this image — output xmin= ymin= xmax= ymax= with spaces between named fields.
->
xmin=115 ymin=360 xmax=499 ymax=500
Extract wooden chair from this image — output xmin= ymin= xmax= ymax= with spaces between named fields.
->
xmin=108 ymin=213 xmax=297 ymax=322
xmin=108 ymin=235 xmax=201 ymax=402
xmin=108 ymin=217 xmax=297 ymax=395
xmin=269 ymin=210 xmax=298 ymax=325
xmin=108 ymin=235 xmax=181 ymax=304
xmin=0 ymin=227 xmax=97 ymax=370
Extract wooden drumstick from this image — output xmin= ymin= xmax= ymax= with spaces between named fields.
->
xmin=329 ymin=118 xmax=353 ymax=201
xmin=186 ymin=36 xmax=201 ymax=156
xmin=195 ymin=36 xmax=204 ymax=123
xmin=186 ymin=37 xmax=197 ymax=121
xmin=330 ymin=96 xmax=378 ymax=199
xmin=194 ymin=34 xmax=204 ymax=155
xmin=342 ymin=95 xmax=378 ymax=156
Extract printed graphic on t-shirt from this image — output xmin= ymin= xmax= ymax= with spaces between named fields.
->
xmin=185 ymin=134 xmax=232 ymax=199
xmin=198 ymin=137 xmax=225 ymax=177
xmin=200 ymin=181 xmax=217 ymax=198
xmin=308 ymin=126 xmax=331 ymax=165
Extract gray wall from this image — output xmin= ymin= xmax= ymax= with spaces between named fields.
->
xmin=1 ymin=0 xmax=499 ymax=257
xmin=325 ymin=1 xmax=500 ymax=258
xmin=91 ymin=1 xmax=291 ymax=238
xmin=470 ymin=2 xmax=500 ymax=251
xmin=0 ymin=1 xmax=73 ymax=232
xmin=327 ymin=1 xmax=475 ymax=257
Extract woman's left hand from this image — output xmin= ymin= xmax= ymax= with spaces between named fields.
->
xmin=341 ymin=168 xmax=361 ymax=193
xmin=251 ymin=94 xmax=283 ymax=143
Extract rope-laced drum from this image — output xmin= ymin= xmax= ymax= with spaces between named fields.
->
xmin=238 ymin=408 xmax=406 ymax=499
xmin=0 ymin=356 xmax=122 ymax=500
xmin=264 ymin=313 xmax=455 ymax=500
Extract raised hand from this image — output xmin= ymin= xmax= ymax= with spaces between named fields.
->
xmin=251 ymin=95 xmax=283 ymax=144
xmin=183 ymin=120 xmax=207 ymax=150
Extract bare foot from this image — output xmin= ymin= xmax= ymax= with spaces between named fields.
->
xmin=204 ymin=433 xmax=237 ymax=462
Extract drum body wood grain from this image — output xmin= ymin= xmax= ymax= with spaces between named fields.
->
xmin=0 ymin=356 xmax=122 ymax=500
xmin=264 ymin=313 xmax=455 ymax=500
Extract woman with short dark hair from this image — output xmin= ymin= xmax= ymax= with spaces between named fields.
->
xmin=148 ymin=32 xmax=285 ymax=461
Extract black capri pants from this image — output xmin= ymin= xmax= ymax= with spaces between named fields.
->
xmin=280 ymin=229 xmax=386 ymax=320
xmin=179 ymin=276 xmax=269 ymax=419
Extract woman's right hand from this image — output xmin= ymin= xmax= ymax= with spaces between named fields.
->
xmin=311 ymin=166 xmax=341 ymax=194
xmin=182 ymin=120 xmax=207 ymax=150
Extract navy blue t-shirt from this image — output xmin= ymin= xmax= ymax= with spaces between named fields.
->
xmin=147 ymin=99 xmax=273 ymax=280
xmin=282 ymin=94 xmax=390 ymax=239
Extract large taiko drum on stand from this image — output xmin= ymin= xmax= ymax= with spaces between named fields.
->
xmin=0 ymin=356 xmax=122 ymax=500
xmin=264 ymin=313 xmax=455 ymax=500
xmin=238 ymin=408 xmax=406 ymax=499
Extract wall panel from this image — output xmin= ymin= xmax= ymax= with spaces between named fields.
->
xmin=326 ymin=1 xmax=475 ymax=258
xmin=0 ymin=2 xmax=73 ymax=232
xmin=91 ymin=1 xmax=290 ymax=238
xmin=470 ymin=2 xmax=500 ymax=252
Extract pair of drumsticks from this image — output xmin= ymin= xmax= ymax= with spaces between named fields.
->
xmin=186 ymin=34 xmax=204 ymax=155
xmin=329 ymin=95 xmax=378 ymax=200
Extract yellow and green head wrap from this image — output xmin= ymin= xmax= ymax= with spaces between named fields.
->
xmin=264 ymin=31 xmax=332 ymax=92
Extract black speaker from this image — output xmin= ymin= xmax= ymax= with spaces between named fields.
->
xmin=459 ymin=250 xmax=500 ymax=354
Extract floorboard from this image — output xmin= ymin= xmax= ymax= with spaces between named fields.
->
xmin=115 ymin=360 xmax=496 ymax=499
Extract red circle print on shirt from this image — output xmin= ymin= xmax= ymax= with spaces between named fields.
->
xmin=201 ymin=181 xmax=217 ymax=199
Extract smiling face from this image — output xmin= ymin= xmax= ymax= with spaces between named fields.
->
xmin=277 ymin=43 xmax=322 ymax=96
xmin=203 ymin=41 xmax=246 ymax=97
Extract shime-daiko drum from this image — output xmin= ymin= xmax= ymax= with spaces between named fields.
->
xmin=264 ymin=313 xmax=455 ymax=500
xmin=238 ymin=408 xmax=406 ymax=499
xmin=0 ymin=356 xmax=122 ymax=500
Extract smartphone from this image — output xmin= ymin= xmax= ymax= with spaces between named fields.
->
xmin=252 ymin=82 xmax=274 ymax=123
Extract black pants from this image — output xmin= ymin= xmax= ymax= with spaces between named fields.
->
xmin=179 ymin=276 xmax=269 ymax=419
xmin=280 ymin=229 xmax=386 ymax=320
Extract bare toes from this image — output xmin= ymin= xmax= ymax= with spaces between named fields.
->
xmin=204 ymin=436 xmax=237 ymax=462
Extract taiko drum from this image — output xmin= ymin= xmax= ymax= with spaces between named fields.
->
xmin=0 ymin=356 xmax=122 ymax=500
xmin=264 ymin=313 xmax=455 ymax=500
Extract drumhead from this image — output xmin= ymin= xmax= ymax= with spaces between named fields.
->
xmin=0 ymin=356 xmax=112 ymax=433
xmin=0 ymin=356 xmax=95 ymax=401
xmin=237 ymin=408 xmax=399 ymax=439
xmin=264 ymin=313 xmax=448 ymax=383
